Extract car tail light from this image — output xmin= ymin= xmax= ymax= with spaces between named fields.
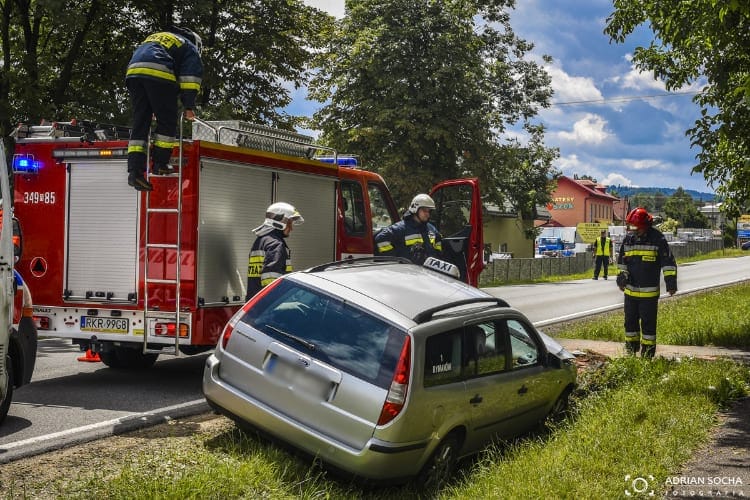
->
xmin=153 ymin=322 xmax=189 ymax=337
xmin=34 ymin=315 xmax=51 ymax=330
xmin=221 ymin=278 xmax=282 ymax=350
xmin=378 ymin=336 xmax=411 ymax=425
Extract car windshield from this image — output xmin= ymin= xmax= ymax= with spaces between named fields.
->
xmin=240 ymin=279 xmax=406 ymax=389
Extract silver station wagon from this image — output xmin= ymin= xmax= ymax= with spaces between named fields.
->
xmin=202 ymin=258 xmax=577 ymax=487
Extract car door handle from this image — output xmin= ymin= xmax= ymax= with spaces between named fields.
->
xmin=517 ymin=385 xmax=528 ymax=395
xmin=469 ymin=394 xmax=483 ymax=404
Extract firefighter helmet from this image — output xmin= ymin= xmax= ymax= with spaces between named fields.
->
xmin=626 ymin=207 xmax=653 ymax=230
xmin=263 ymin=202 xmax=304 ymax=231
xmin=168 ymin=25 xmax=203 ymax=53
xmin=407 ymin=194 xmax=436 ymax=215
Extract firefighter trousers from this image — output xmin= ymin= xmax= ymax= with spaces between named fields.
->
xmin=127 ymin=78 xmax=179 ymax=175
xmin=623 ymin=295 xmax=659 ymax=357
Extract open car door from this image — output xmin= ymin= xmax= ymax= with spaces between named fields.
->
xmin=430 ymin=178 xmax=484 ymax=286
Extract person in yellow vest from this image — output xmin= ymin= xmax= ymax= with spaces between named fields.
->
xmin=592 ymin=229 xmax=613 ymax=280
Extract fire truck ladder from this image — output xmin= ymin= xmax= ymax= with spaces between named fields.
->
xmin=141 ymin=115 xmax=192 ymax=357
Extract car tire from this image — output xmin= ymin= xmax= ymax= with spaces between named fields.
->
xmin=416 ymin=433 xmax=460 ymax=490
xmin=0 ymin=356 xmax=14 ymax=425
xmin=547 ymin=387 xmax=572 ymax=423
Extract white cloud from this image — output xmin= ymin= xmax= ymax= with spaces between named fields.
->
xmin=546 ymin=65 xmax=603 ymax=104
xmin=555 ymin=113 xmax=610 ymax=144
xmin=621 ymin=158 xmax=669 ymax=171
xmin=601 ymin=173 xmax=633 ymax=187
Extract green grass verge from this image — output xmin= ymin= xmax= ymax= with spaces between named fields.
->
xmin=19 ymin=356 xmax=747 ymax=499
xmin=553 ymin=282 xmax=750 ymax=348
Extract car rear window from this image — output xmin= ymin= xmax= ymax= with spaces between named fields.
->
xmin=240 ymin=279 xmax=406 ymax=389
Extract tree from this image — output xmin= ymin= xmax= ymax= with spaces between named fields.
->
xmin=307 ymin=0 xmax=558 ymax=209
xmin=630 ymin=192 xmax=655 ymax=212
xmin=605 ymin=1 xmax=750 ymax=218
xmin=0 ymin=0 xmax=330 ymax=143
xmin=663 ymin=187 xmax=708 ymax=228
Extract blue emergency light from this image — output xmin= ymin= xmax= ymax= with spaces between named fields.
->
xmin=12 ymin=155 xmax=40 ymax=174
xmin=316 ymin=156 xmax=359 ymax=167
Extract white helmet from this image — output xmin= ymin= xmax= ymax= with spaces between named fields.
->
xmin=408 ymin=193 xmax=436 ymax=214
xmin=169 ymin=25 xmax=203 ymax=53
xmin=262 ymin=202 xmax=304 ymax=231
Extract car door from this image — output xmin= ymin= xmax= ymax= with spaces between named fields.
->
xmin=461 ymin=319 xmax=543 ymax=450
xmin=430 ymin=178 xmax=483 ymax=286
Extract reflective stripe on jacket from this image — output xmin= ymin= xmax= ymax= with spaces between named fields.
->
xmin=617 ymin=227 xmax=677 ymax=298
xmin=125 ymin=31 xmax=203 ymax=110
xmin=374 ymin=215 xmax=442 ymax=264
xmin=246 ymin=230 xmax=292 ymax=299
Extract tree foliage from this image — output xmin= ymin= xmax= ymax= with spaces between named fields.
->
xmin=663 ymin=187 xmax=708 ymax=228
xmin=308 ymin=0 xmax=558 ymax=210
xmin=0 ymin=0 xmax=331 ymax=142
xmin=605 ymin=1 xmax=750 ymax=218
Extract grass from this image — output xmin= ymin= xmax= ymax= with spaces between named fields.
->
xmin=5 ymin=284 xmax=749 ymax=499
xmin=553 ymin=282 xmax=750 ymax=348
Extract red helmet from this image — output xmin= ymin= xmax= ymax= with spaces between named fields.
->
xmin=626 ymin=207 xmax=653 ymax=229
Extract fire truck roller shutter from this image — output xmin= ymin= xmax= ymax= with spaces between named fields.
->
xmin=273 ymin=170 xmax=337 ymax=270
xmin=66 ymin=161 xmax=138 ymax=302
xmin=198 ymin=160 xmax=273 ymax=305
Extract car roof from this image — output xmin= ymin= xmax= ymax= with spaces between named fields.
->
xmin=294 ymin=260 xmax=501 ymax=323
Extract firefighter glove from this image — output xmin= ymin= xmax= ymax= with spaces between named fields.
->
xmin=616 ymin=271 xmax=629 ymax=290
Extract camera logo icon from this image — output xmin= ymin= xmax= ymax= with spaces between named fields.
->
xmin=625 ymin=474 xmax=655 ymax=496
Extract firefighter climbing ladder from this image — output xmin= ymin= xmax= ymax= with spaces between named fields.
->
xmin=140 ymin=115 xmax=207 ymax=356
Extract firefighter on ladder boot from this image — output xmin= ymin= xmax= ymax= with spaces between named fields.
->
xmin=616 ymin=207 xmax=677 ymax=358
xmin=246 ymin=202 xmax=304 ymax=300
xmin=125 ymin=25 xmax=203 ymax=191
xmin=374 ymin=193 xmax=443 ymax=265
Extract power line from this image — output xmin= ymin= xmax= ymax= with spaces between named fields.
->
xmin=551 ymin=91 xmax=699 ymax=107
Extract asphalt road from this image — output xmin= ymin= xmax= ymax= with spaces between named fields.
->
xmin=1 ymin=255 xmax=748 ymax=463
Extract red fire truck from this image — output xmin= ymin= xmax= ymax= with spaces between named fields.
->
xmin=11 ymin=119 xmax=483 ymax=369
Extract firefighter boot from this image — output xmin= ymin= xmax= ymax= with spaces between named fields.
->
xmin=151 ymin=162 xmax=176 ymax=176
xmin=641 ymin=344 xmax=656 ymax=359
xmin=128 ymin=171 xmax=153 ymax=191
xmin=624 ymin=341 xmax=640 ymax=356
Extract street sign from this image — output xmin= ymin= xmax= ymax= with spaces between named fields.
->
xmin=576 ymin=222 xmax=609 ymax=243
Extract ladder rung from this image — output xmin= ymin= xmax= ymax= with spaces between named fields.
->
xmin=146 ymin=243 xmax=179 ymax=250
xmin=145 ymin=278 xmax=178 ymax=285
xmin=144 ymin=347 xmax=178 ymax=355
xmin=146 ymin=208 xmax=180 ymax=214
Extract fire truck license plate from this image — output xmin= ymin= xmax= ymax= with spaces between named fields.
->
xmin=80 ymin=316 xmax=129 ymax=334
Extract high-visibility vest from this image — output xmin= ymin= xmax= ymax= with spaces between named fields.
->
xmin=595 ymin=236 xmax=611 ymax=257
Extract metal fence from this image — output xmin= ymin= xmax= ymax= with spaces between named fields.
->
xmin=478 ymin=238 xmax=724 ymax=286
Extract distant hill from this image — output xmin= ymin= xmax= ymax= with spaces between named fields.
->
xmin=605 ymin=185 xmax=716 ymax=202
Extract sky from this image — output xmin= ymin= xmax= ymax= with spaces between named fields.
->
xmin=296 ymin=0 xmax=714 ymax=197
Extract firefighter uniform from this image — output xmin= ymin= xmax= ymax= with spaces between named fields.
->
xmin=374 ymin=215 xmax=443 ymax=265
xmin=616 ymin=226 xmax=677 ymax=357
xmin=125 ymin=29 xmax=203 ymax=188
xmin=593 ymin=232 xmax=612 ymax=280
xmin=246 ymin=231 xmax=293 ymax=300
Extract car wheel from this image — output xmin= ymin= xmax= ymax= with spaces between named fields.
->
xmin=0 ymin=356 xmax=14 ymax=425
xmin=416 ymin=433 xmax=460 ymax=490
xmin=99 ymin=350 xmax=124 ymax=369
xmin=548 ymin=387 xmax=572 ymax=423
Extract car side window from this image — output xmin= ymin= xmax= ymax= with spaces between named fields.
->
xmin=508 ymin=319 xmax=539 ymax=368
xmin=462 ymin=322 xmax=508 ymax=377
xmin=423 ymin=329 xmax=463 ymax=387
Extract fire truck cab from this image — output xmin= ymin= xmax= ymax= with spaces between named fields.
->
xmin=11 ymin=119 xmax=483 ymax=369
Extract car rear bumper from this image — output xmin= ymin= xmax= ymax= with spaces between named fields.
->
xmin=202 ymin=354 xmax=430 ymax=481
